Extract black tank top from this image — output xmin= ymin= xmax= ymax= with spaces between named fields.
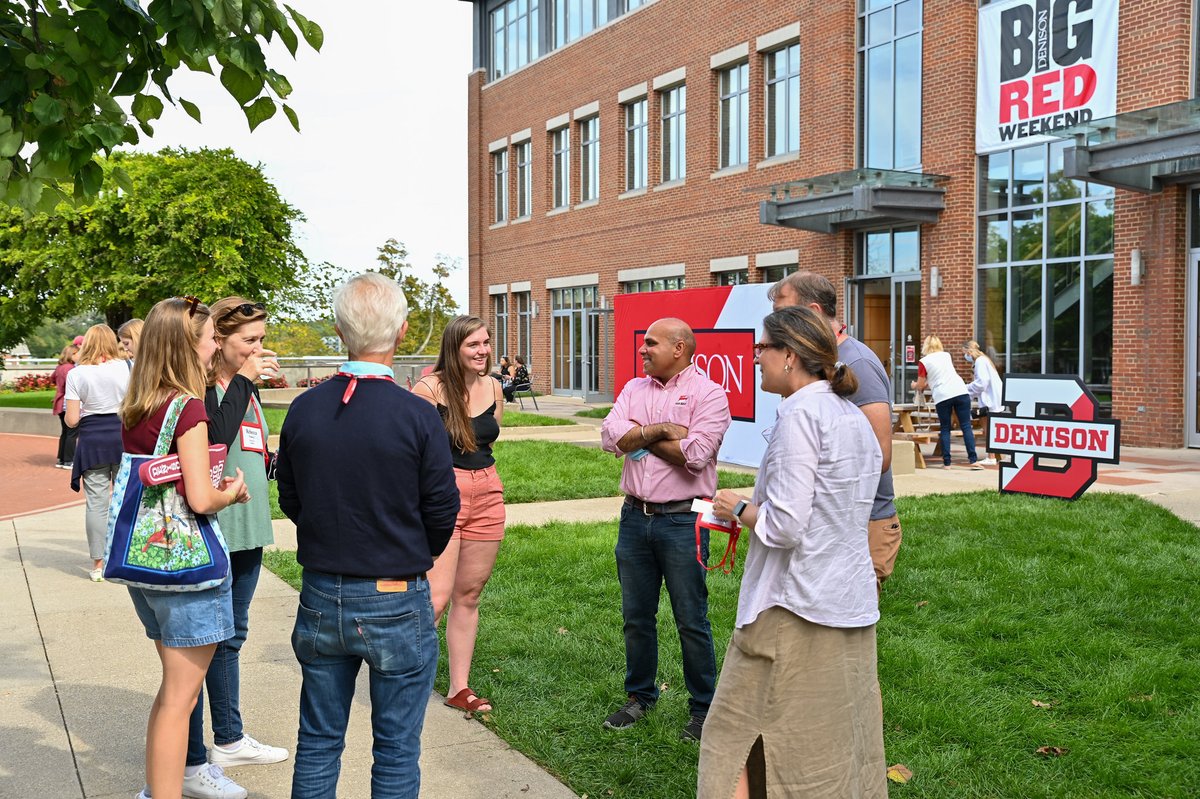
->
xmin=437 ymin=401 xmax=499 ymax=470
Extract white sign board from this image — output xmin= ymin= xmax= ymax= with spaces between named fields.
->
xmin=976 ymin=0 xmax=1119 ymax=154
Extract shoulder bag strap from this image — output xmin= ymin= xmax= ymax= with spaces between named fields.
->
xmin=152 ymin=395 xmax=192 ymax=456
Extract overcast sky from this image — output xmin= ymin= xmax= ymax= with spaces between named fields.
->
xmin=131 ymin=0 xmax=475 ymax=308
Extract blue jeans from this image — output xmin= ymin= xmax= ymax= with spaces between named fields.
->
xmin=936 ymin=394 xmax=979 ymax=466
xmin=186 ymin=548 xmax=263 ymax=765
xmin=615 ymin=504 xmax=716 ymax=716
xmin=290 ymin=569 xmax=437 ymax=799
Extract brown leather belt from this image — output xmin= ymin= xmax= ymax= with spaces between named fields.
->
xmin=625 ymin=496 xmax=695 ymax=515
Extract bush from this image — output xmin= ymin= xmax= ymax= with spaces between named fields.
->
xmin=296 ymin=375 xmax=332 ymax=387
xmin=260 ymin=375 xmax=289 ymax=389
xmin=14 ymin=373 xmax=55 ymax=392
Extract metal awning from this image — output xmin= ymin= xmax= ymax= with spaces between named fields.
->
xmin=756 ymin=168 xmax=948 ymax=234
xmin=1052 ymin=97 xmax=1200 ymax=193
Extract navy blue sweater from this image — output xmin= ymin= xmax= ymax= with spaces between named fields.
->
xmin=276 ymin=375 xmax=459 ymax=578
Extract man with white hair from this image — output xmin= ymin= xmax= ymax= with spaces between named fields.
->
xmin=277 ymin=272 xmax=459 ymax=798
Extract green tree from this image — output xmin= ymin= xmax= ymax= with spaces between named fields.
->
xmin=23 ymin=312 xmax=102 ymax=357
xmin=268 ymin=318 xmax=334 ymax=357
xmin=0 ymin=0 xmax=322 ymax=211
xmin=0 ymin=147 xmax=314 ymax=347
xmin=372 ymin=238 xmax=459 ymax=356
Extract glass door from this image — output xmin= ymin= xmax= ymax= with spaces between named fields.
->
xmin=550 ymin=286 xmax=599 ymax=396
xmin=894 ymin=275 xmax=922 ymax=402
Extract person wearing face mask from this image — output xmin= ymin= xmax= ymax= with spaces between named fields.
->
xmin=963 ymin=341 xmax=1004 ymax=466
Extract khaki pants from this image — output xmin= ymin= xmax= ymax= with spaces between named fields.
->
xmin=868 ymin=514 xmax=902 ymax=592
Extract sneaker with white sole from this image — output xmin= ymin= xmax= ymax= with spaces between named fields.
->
xmin=209 ymin=734 xmax=289 ymax=767
xmin=181 ymin=764 xmax=247 ymax=799
xmin=135 ymin=790 xmax=151 ymax=799
xmin=980 ymin=457 xmax=998 ymax=466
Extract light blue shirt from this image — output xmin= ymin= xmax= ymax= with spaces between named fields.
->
xmin=340 ymin=361 xmax=395 ymax=377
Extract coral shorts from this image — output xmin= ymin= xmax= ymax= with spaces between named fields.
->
xmin=453 ymin=465 xmax=506 ymax=541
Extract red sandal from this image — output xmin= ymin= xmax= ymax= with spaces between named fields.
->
xmin=444 ymin=688 xmax=492 ymax=713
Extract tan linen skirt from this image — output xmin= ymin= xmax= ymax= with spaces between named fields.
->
xmin=697 ymin=607 xmax=887 ymax=799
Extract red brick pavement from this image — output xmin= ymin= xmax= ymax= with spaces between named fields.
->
xmin=0 ymin=434 xmax=84 ymax=520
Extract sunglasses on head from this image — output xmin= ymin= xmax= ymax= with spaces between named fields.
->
xmin=176 ymin=296 xmax=203 ymax=318
xmin=219 ymin=302 xmax=267 ymax=322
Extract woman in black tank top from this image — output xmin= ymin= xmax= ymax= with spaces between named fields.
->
xmin=411 ymin=316 xmax=506 ymax=714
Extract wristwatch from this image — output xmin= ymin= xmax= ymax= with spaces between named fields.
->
xmin=732 ymin=499 xmax=748 ymax=519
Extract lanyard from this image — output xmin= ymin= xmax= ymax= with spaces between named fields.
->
xmin=694 ymin=498 xmax=741 ymax=574
xmin=337 ymin=370 xmax=395 ymax=405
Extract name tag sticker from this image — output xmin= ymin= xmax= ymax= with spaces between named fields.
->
xmin=240 ymin=424 xmax=265 ymax=453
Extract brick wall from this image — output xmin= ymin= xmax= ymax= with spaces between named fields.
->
xmin=467 ymin=0 xmax=1197 ymax=447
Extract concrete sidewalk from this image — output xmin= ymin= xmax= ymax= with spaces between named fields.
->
xmin=1 ymin=504 xmax=579 ymax=799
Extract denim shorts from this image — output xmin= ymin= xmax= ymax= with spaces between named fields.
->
xmin=128 ymin=574 xmax=234 ymax=648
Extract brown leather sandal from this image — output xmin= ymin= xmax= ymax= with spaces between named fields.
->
xmin=444 ymin=688 xmax=492 ymax=713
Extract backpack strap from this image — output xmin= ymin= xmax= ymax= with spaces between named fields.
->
xmin=152 ymin=395 xmax=192 ymax=456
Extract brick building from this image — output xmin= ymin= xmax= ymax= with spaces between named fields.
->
xmin=462 ymin=0 xmax=1200 ymax=449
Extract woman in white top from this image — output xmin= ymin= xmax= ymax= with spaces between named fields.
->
xmin=963 ymin=340 xmax=1004 ymax=466
xmin=911 ymin=335 xmax=982 ymax=469
xmin=700 ymin=306 xmax=886 ymax=799
xmin=64 ymin=324 xmax=131 ymax=580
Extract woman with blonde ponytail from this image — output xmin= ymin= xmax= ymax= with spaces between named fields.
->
xmin=701 ymin=306 xmax=887 ymax=799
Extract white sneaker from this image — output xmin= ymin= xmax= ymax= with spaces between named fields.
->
xmin=980 ymin=457 xmax=998 ymax=466
xmin=135 ymin=790 xmax=151 ymax=799
xmin=209 ymin=734 xmax=289 ymax=767
xmin=181 ymin=763 xmax=248 ymax=799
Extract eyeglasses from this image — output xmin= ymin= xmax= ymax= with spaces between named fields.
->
xmin=753 ymin=342 xmax=784 ymax=355
xmin=176 ymin=296 xmax=203 ymax=318
xmin=219 ymin=302 xmax=267 ymax=322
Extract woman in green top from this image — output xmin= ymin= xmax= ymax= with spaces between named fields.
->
xmin=183 ymin=297 xmax=288 ymax=796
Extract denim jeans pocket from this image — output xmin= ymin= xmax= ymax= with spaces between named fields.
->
xmin=355 ymin=612 xmax=424 ymax=675
xmin=292 ymin=602 xmax=322 ymax=664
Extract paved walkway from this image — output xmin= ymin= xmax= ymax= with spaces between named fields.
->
xmin=2 ymin=416 xmax=1198 ymax=799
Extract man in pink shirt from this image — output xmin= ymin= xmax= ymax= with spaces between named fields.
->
xmin=600 ymin=318 xmax=732 ymax=742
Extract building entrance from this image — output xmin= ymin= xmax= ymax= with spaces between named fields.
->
xmin=853 ymin=275 xmax=922 ymax=404
xmin=550 ymin=285 xmax=600 ymax=398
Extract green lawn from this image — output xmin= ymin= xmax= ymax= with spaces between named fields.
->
xmin=263 ymin=491 xmax=1200 ymax=798
xmin=502 ymin=410 xmax=574 ymax=427
xmin=575 ymin=405 xmax=611 ymax=419
xmin=0 ymin=389 xmax=55 ymax=408
xmin=267 ymin=440 xmax=756 ymax=518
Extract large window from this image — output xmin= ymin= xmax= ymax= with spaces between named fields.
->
xmin=551 ymin=126 xmax=570 ymax=208
xmin=624 ymin=98 xmax=647 ymax=191
xmin=623 ymin=276 xmax=685 ymax=293
xmin=858 ymin=0 xmax=922 ymax=169
xmin=515 ymin=291 xmax=533 ymax=364
xmin=555 ymin=0 xmax=607 ymax=47
xmin=717 ymin=270 xmax=749 ymax=286
xmin=552 ymin=125 xmax=571 ymax=206
xmin=493 ymin=150 xmax=509 ymax=223
xmin=861 ymin=227 xmax=920 ymax=275
xmin=718 ymin=62 xmax=750 ymax=169
xmin=515 ymin=141 xmax=532 ymax=218
xmin=490 ymin=0 xmax=540 ymax=81
xmin=492 ymin=293 xmax=509 ymax=358
xmin=579 ymin=116 xmax=599 ymax=202
xmin=661 ymin=84 xmax=686 ymax=182
xmin=765 ymin=43 xmax=800 ymax=158
xmin=977 ymin=140 xmax=1114 ymax=392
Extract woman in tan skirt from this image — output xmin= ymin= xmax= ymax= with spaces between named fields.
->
xmin=704 ymin=306 xmax=888 ymax=799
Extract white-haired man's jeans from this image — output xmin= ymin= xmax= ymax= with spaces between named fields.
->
xmin=290 ymin=570 xmax=437 ymax=799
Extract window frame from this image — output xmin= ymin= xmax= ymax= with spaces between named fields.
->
xmin=493 ymin=149 xmax=509 ymax=223
xmin=492 ymin=293 xmax=510 ymax=358
xmin=624 ymin=98 xmax=648 ymax=191
xmin=514 ymin=140 xmax=532 ymax=218
xmin=718 ymin=61 xmax=750 ymax=169
xmin=551 ymin=126 xmax=571 ymax=209
xmin=660 ymin=83 xmax=687 ymax=182
xmin=489 ymin=0 xmax=540 ymax=81
xmin=579 ymin=116 xmax=600 ymax=203
xmin=764 ymin=42 xmax=800 ymax=158
xmin=857 ymin=0 xmax=923 ymax=170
